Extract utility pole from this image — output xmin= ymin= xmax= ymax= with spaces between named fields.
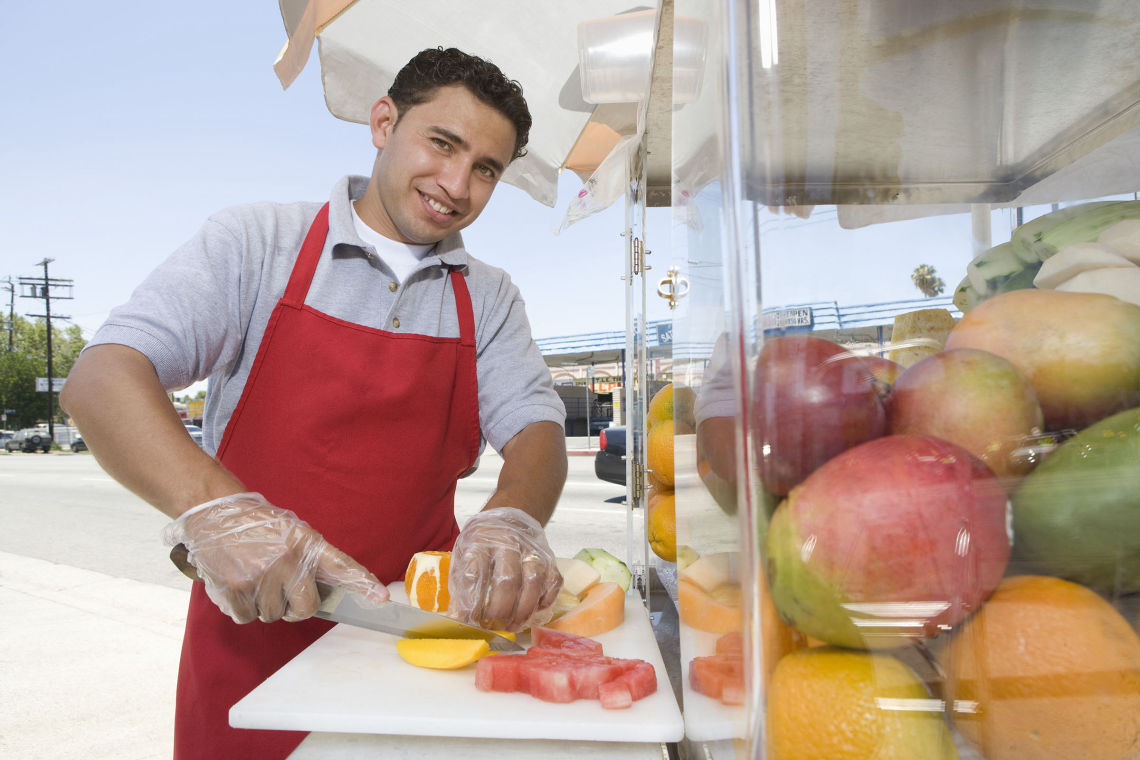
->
xmin=1 ymin=276 xmax=14 ymax=351
xmin=19 ymin=260 xmax=73 ymax=443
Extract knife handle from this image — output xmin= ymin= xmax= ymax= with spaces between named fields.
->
xmin=169 ymin=542 xmax=338 ymax=605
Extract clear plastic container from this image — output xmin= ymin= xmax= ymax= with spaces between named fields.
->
xmin=666 ymin=1 xmax=1140 ymax=758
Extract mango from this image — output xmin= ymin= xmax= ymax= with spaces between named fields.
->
xmin=1011 ymin=406 xmax=1140 ymax=592
xmin=395 ymin=638 xmax=490 ymax=669
xmin=766 ymin=435 xmax=1010 ymax=650
xmin=945 ymin=289 xmax=1140 ymax=430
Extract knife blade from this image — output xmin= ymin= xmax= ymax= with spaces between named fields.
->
xmin=169 ymin=543 xmax=522 ymax=652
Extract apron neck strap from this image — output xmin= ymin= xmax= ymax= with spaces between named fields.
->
xmin=281 ymin=203 xmax=331 ymax=308
xmin=284 ymin=204 xmax=474 ymax=348
xmin=448 ymin=267 xmax=475 ymax=347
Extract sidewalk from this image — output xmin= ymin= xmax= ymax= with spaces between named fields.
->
xmin=0 ymin=438 xmax=611 ymax=758
xmin=0 ymin=551 xmax=187 ymax=760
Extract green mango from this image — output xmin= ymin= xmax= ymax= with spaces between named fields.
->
xmin=1011 ymin=406 xmax=1140 ymax=591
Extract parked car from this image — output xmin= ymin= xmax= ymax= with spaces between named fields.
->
xmin=71 ymin=435 xmax=88 ymax=452
xmin=5 ymin=428 xmax=53 ymax=453
xmin=594 ymin=426 xmax=626 ymax=486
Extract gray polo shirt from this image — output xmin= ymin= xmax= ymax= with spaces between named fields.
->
xmin=88 ymin=175 xmax=565 ymax=455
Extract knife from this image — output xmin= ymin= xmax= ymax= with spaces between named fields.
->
xmin=169 ymin=543 xmax=522 ymax=652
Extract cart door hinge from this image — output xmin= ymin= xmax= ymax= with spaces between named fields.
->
xmin=631 ymin=237 xmax=651 ymax=277
xmin=632 ymin=461 xmax=646 ymax=503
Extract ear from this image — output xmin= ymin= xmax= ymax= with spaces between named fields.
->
xmin=369 ymin=96 xmax=398 ymax=150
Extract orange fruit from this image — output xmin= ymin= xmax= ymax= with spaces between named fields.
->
xmin=768 ymin=647 xmax=958 ymax=759
xmin=403 ymin=550 xmax=451 ymax=613
xmin=945 ymin=575 xmax=1140 ymax=760
xmin=648 ymin=491 xmax=676 ymax=561
xmin=646 ymin=419 xmax=676 ymax=487
xmin=647 ymin=383 xmax=696 ymax=431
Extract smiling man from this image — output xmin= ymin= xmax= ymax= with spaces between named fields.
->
xmin=60 ymin=48 xmax=567 ymax=760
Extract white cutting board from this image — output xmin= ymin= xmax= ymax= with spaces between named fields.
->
xmin=229 ymin=584 xmax=684 ymax=743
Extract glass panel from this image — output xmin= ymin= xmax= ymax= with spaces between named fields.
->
xmin=673 ymin=1 xmax=1140 ymax=758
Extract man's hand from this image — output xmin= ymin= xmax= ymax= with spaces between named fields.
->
xmin=163 ymin=492 xmax=389 ymax=623
xmin=447 ymin=507 xmax=561 ymax=632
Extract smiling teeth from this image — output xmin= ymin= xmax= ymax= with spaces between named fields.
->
xmin=427 ymin=197 xmax=454 ymax=215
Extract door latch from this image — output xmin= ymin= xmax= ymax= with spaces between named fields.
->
xmin=656 ymin=267 xmax=690 ymax=309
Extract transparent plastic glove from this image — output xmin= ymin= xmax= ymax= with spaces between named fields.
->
xmin=447 ymin=507 xmax=562 ymax=632
xmin=162 ymin=492 xmax=388 ymax=624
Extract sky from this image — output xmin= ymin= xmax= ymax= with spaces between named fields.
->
xmin=1 ymin=1 xmax=672 ymax=365
xmin=8 ymin=1 xmax=1121 ymax=398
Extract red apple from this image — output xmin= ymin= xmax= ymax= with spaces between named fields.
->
xmin=766 ymin=434 xmax=1011 ymax=649
xmin=858 ymin=355 xmax=906 ymax=401
xmin=886 ymin=348 xmax=1044 ymax=482
xmin=750 ymin=335 xmax=886 ymax=495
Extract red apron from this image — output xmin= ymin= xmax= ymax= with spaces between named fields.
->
xmin=173 ymin=204 xmax=481 ymax=759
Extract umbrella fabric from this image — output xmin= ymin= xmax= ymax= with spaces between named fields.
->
xmin=274 ymin=0 xmax=660 ymax=213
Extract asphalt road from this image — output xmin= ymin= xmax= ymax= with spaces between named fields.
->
xmin=0 ymin=443 xmax=628 ymax=590
xmin=0 ymin=440 xmax=630 ymax=760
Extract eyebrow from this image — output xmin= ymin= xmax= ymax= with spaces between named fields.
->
xmin=429 ymin=126 xmax=507 ymax=175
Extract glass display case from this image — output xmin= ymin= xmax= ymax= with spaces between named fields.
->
xmin=667 ymin=1 xmax=1140 ymax=758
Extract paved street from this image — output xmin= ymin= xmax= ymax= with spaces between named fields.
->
xmin=0 ymin=440 xmax=626 ymax=759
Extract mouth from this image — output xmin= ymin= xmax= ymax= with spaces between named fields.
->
xmin=421 ymin=192 xmax=456 ymax=219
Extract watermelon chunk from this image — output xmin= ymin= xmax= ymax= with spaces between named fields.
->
xmin=689 ymin=654 xmax=744 ymax=705
xmin=714 ymin=631 xmax=744 ymax=656
xmin=473 ymin=629 xmax=657 ymax=709
xmin=531 ymin=626 xmax=605 ymax=654
xmin=598 ymin=680 xmax=633 ymax=709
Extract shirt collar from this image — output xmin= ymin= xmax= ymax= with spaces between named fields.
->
xmin=329 ymin=175 xmax=469 ymax=268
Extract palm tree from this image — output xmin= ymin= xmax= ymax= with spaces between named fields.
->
xmin=911 ymin=264 xmax=945 ymax=298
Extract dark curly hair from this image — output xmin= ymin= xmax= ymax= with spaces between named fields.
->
xmin=388 ymin=47 xmax=531 ymax=161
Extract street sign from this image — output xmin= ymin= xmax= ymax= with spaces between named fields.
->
xmin=762 ymin=306 xmax=814 ymax=332
xmin=36 ymin=377 xmax=66 ymax=393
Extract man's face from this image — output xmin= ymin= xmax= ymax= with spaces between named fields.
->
xmin=366 ymin=84 xmax=517 ymax=244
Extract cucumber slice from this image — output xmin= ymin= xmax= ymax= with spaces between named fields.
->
xmin=573 ymin=548 xmax=632 ymax=592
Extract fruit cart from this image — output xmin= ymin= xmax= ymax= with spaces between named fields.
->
xmin=664 ymin=1 xmax=1140 ymax=758
xmin=225 ymin=2 xmax=1140 ymax=757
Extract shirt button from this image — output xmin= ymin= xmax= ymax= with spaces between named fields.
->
xmin=392 ymin=317 xmax=401 ymax=329
xmin=388 ymin=281 xmax=398 ymax=292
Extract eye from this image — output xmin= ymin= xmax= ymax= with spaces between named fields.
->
xmin=476 ymin=164 xmax=497 ymax=180
xmin=430 ymin=137 xmax=451 ymax=152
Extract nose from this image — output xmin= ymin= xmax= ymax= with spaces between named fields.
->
xmin=437 ymin=158 xmax=471 ymax=202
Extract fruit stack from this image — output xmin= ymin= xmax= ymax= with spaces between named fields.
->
xmin=644 ymin=382 xmax=695 ymax=565
xmin=749 ymin=202 xmax=1140 ymax=760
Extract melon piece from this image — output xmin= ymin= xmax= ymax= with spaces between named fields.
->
xmin=1098 ymin=218 xmax=1140 ymax=263
xmin=555 ymin=556 xmax=601 ymax=596
xmin=549 ymin=589 xmax=581 ymax=620
xmin=887 ymin=309 xmax=955 ymax=368
xmin=678 ymin=579 xmax=742 ymax=634
xmin=679 ymin=551 xmax=740 ymax=593
xmin=1054 ymin=266 xmax=1140 ymax=307
xmin=574 ymin=548 xmax=632 ymax=591
xmin=545 ymin=581 xmax=625 ymax=637
xmin=1033 ymin=242 xmax=1136 ymax=288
